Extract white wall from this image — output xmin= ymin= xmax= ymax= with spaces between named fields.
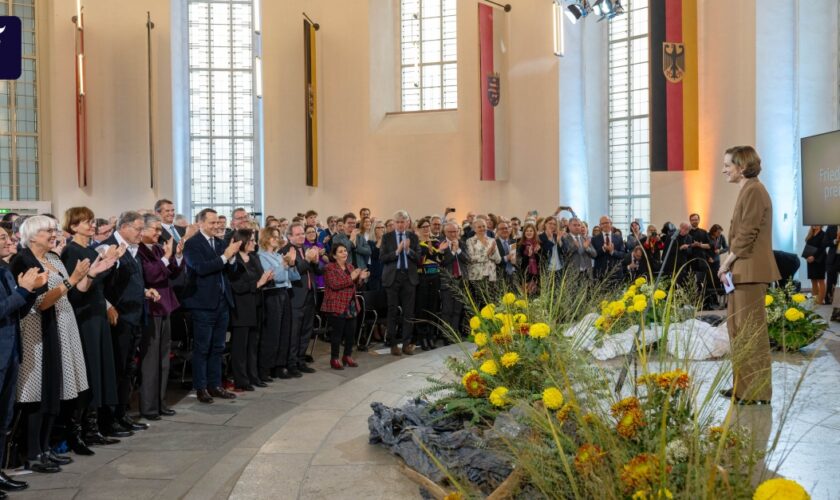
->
xmin=41 ymin=0 xmax=172 ymax=217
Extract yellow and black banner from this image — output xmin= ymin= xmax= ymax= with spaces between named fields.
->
xmin=649 ymin=0 xmax=698 ymax=171
xmin=304 ymin=19 xmax=318 ymax=186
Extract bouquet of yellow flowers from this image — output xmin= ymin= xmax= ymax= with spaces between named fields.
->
xmin=594 ymin=277 xmax=672 ymax=335
xmin=765 ymin=281 xmax=827 ymax=351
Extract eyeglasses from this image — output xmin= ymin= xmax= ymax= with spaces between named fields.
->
xmin=38 ymin=228 xmax=58 ymax=234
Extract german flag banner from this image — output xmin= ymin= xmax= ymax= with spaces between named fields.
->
xmin=303 ymin=19 xmax=318 ymax=187
xmin=478 ymin=3 xmax=509 ymax=181
xmin=649 ymin=0 xmax=698 ymax=171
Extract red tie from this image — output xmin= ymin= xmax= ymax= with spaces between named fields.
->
xmin=451 ymin=244 xmax=461 ymax=278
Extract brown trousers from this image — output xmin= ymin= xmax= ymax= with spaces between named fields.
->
xmin=726 ymin=282 xmax=772 ymax=401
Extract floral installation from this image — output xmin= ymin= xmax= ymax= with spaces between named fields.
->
xmin=765 ymin=280 xmax=827 ymax=351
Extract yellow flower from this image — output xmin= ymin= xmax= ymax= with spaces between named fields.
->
xmin=792 ymin=293 xmax=807 ymax=304
xmin=469 ymin=315 xmax=481 ymax=330
xmin=480 ymin=304 xmax=496 ymax=319
xmin=489 ymin=386 xmax=509 ymax=407
xmin=529 ymin=322 xmax=550 ymax=339
xmin=635 ymin=276 xmax=647 ymax=286
xmin=514 ymin=299 xmax=528 ymax=309
xmin=632 ymin=489 xmax=673 ymax=500
xmin=479 ymin=359 xmax=499 ymax=376
xmin=473 ymin=332 xmax=489 ymax=347
xmin=627 ymin=303 xmax=638 ymax=313
xmin=653 ymin=290 xmax=667 ymax=301
xmin=765 ymin=295 xmax=774 ymax=306
xmin=500 ymin=352 xmax=520 ymax=368
xmin=784 ymin=307 xmax=804 ymax=322
xmin=574 ymin=443 xmax=606 ymax=475
xmin=443 ymin=492 xmax=464 ymax=500
xmin=616 ymin=407 xmax=646 ymax=439
xmin=594 ymin=316 xmax=606 ymax=329
xmin=513 ymin=313 xmax=528 ymax=324
xmin=609 ymin=301 xmax=626 ymax=317
xmin=753 ymin=478 xmax=810 ymax=500
xmin=542 ymin=387 xmax=564 ymax=409
xmin=538 ymin=351 xmax=550 ymax=362
xmin=502 ymin=292 xmax=516 ymax=305
xmin=633 ymin=296 xmax=648 ymax=311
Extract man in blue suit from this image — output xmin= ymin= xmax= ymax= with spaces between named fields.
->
xmin=592 ymin=215 xmax=627 ymax=281
xmin=182 ymin=208 xmax=240 ymax=404
xmin=0 ymin=233 xmax=46 ymax=494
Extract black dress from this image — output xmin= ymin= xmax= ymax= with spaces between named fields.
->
xmin=806 ymin=230 xmax=827 ymax=280
xmin=61 ymin=241 xmax=119 ymax=409
xmin=227 ymin=253 xmax=264 ymax=387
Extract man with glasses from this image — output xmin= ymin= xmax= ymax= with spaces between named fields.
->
xmin=592 ymin=216 xmax=626 ymax=281
xmin=283 ymin=223 xmax=321 ymax=373
xmin=102 ymin=211 xmax=151 ymax=435
xmin=439 ymin=221 xmax=469 ymax=342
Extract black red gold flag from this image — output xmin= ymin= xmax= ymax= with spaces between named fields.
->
xmin=649 ymin=0 xmax=698 ymax=171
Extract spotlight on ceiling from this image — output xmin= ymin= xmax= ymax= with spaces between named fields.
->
xmin=563 ymin=0 xmax=591 ymax=24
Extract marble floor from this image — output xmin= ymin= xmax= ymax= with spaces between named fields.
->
xmin=8 ymin=305 xmax=840 ymax=499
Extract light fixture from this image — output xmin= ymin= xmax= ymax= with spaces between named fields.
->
xmin=565 ymin=3 xmax=585 ymax=24
xmin=553 ymin=1 xmax=564 ymax=56
xmin=255 ymin=56 xmax=262 ymax=98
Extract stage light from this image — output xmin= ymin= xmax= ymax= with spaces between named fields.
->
xmin=565 ymin=3 xmax=585 ymax=23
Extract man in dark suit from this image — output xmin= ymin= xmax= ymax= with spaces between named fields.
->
xmin=563 ymin=217 xmax=597 ymax=276
xmin=381 ymin=210 xmax=421 ymax=356
xmin=689 ymin=213 xmax=715 ymax=307
xmin=592 ymin=216 xmax=626 ymax=281
xmin=282 ymin=222 xmax=321 ymax=375
xmin=155 ymin=199 xmax=187 ymax=244
xmin=439 ymin=221 xmax=470 ymax=341
xmin=494 ymin=220 xmax=517 ymax=286
xmin=102 ymin=211 xmax=151 ymax=434
xmin=182 ymin=208 xmax=241 ymax=404
xmin=0 ymin=256 xmax=44 ymax=493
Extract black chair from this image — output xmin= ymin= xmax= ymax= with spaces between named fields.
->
xmin=357 ymin=289 xmax=386 ymax=350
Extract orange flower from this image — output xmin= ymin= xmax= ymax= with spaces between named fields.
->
xmin=656 ymin=370 xmax=690 ymax=390
xmin=620 ymin=453 xmax=670 ymax=492
xmin=616 ymin=407 xmax=646 ymax=439
xmin=472 ymin=348 xmax=490 ymax=360
xmin=611 ymin=396 xmax=641 ymax=417
xmin=492 ymin=333 xmax=514 ymax=346
xmin=461 ymin=370 xmax=486 ymax=397
xmin=517 ymin=323 xmax=531 ymax=335
xmin=555 ymin=402 xmax=576 ymax=423
xmin=574 ymin=444 xmax=606 ymax=474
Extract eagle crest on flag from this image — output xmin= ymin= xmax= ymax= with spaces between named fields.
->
xmin=487 ymin=73 xmax=501 ymax=107
xmin=663 ymin=42 xmax=685 ymax=83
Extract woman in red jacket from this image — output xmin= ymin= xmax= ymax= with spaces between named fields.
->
xmin=321 ymin=243 xmax=369 ymax=370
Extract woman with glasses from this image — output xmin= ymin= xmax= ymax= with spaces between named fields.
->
xmin=136 ymin=214 xmax=185 ymax=418
xmin=228 ymin=229 xmax=273 ymax=391
xmin=12 ymin=216 xmax=114 ymax=471
xmin=415 ymin=218 xmax=444 ymax=350
xmin=60 ymin=207 xmax=124 ymax=454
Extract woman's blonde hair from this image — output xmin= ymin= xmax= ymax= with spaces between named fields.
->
xmin=727 ymin=145 xmax=762 ymax=178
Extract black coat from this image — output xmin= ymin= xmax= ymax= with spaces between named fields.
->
xmin=227 ymin=253 xmax=264 ymax=328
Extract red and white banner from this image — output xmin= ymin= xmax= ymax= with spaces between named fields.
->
xmin=478 ymin=3 xmax=509 ymax=181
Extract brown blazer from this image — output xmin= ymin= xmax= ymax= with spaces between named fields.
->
xmin=728 ymin=177 xmax=781 ymax=285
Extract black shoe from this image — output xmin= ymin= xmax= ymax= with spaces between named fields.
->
xmin=735 ymin=397 xmax=771 ymax=406
xmin=101 ymin=422 xmax=134 ymax=438
xmin=118 ymin=416 xmax=149 ymax=431
xmin=46 ymin=450 xmax=73 ymax=466
xmin=141 ymin=413 xmax=162 ymax=421
xmin=25 ymin=453 xmax=60 ymax=473
xmin=85 ymin=430 xmax=121 ymax=445
xmin=287 ymin=368 xmax=303 ymax=378
xmin=0 ymin=471 xmax=28 ymax=491
xmin=0 ymin=489 xmax=7 ymax=499
xmin=68 ymin=435 xmax=95 ymax=456
xmin=299 ymin=364 xmax=316 ymax=374
xmin=253 ymin=380 xmax=268 ymax=388
xmin=235 ymin=385 xmax=255 ymax=392
xmin=275 ymin=368 xmax=291 ymax=379
xmin=719 ymin=388 xmax=734 ymax=399
xmin=304 ymin=355 xmax=315 ymax=363
xmin=160 ymin=407 xmax=177 ymax=417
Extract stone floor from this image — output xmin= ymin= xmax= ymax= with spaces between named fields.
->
xmin=8 ymin=338 xmax=400 ymax=500
xmin=9 ymin=304 xmax=840 ymax=499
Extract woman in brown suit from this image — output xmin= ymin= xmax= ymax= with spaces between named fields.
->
xmin=717 ymin=146 xmax=780 ymax=405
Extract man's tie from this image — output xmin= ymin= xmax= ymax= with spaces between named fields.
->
xmin=397 ymin=233 xmax=406 ymax=269
xmin=170 ymin=225 xmax=181 ymax=243
xmin=450 ymin=241 xmax=461 ymax=278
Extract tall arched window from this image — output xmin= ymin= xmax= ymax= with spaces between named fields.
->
xmin=608 ymin=0 xmax=649 ymax=232
xmin=400 ymin=0 xmax=457 ymax=111
xmin=0 ymin=0 xmax=39 ymax=201
xmin=187 ymin=0 xmax=262 ymax=218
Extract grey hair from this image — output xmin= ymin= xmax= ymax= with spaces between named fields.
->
xmin=143 ymin=213 xmax=162 ymax=228
xmin=20 ymin=215 xmax=57 ymax=249
xmin=443 ymin=221 xmax=461 ymax=235
xmin=117 ymin=211 xmax=144 ymax=229
xmin=568 ymin=217 xmax=581 ymax=225
xmin=393 ymin=210 xmax=410 ymax=221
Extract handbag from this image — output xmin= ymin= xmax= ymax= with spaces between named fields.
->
xmin=801 ymin=244 xmax=819 ymax=259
